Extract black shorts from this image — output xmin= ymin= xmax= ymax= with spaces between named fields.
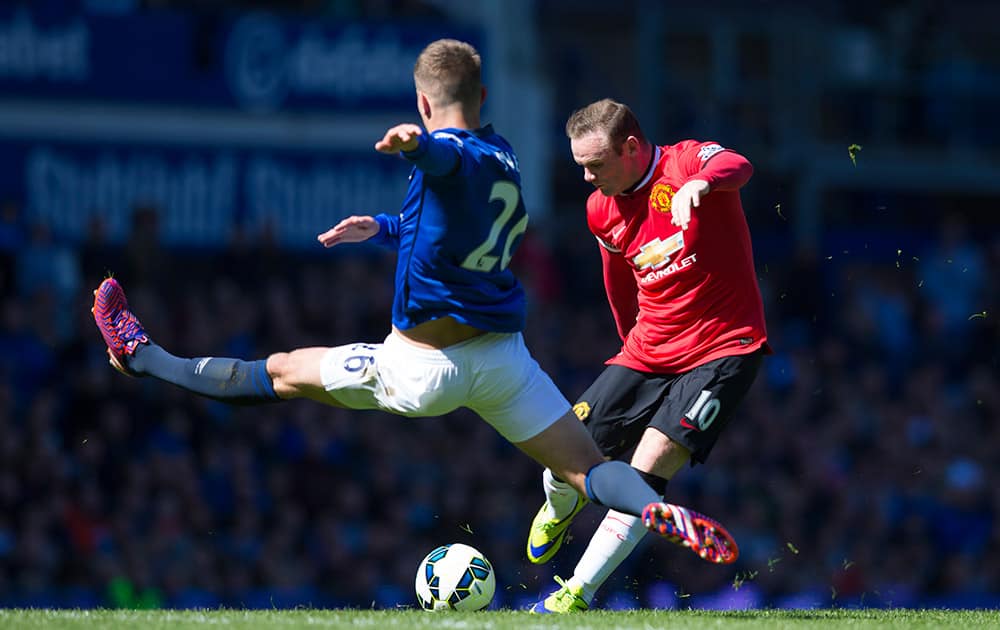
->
xmin=572 ymin=349 xmax=763 ymax=465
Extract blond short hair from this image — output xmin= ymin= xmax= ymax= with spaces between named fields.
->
xmin=413 ymin=39 xmax=482 ymax=109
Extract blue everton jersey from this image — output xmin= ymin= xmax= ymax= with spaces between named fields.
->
xmin=370 ymin=125 xmax=528 ymax=332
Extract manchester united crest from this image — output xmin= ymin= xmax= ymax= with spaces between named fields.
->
xmin=573 ymin=401 xmax=591 ymax=421
xmin=650 ymin=182 xmax=674 ymax=214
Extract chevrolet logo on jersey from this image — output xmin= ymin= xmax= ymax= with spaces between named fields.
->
xmin=633 ymin=233 xmax=684 ymax=270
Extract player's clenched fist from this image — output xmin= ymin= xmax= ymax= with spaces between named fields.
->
xmin=317 ymin=215 xmax=380 ymax=247
xmin=375 ymin=124 xmax=423 ymax=154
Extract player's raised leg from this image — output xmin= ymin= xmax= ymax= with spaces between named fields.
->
xmin=512 ymin=411 xmax=660 ymax=520
xmin=529 ymin=431 xmax=678 ymax=612
xmin=515 ymin=409 xmax=738 ymax=562
xmin=92 ymin=277 xmax=333 ymax=406
xmin=517 ymin=416 xmax=654 ymax=614
xmin=529 ymin=429 xmax=738 ymax=613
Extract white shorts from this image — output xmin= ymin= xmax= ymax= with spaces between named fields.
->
xmin=318 ymin=331 xmax=570 ymax=442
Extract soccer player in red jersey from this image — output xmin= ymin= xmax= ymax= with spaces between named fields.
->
xmin=528 ymin=98 xmax=769 ymax=613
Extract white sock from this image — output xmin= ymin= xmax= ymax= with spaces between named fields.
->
xmin=541 ymin=468 xmax=580 ymax=519
xmin=568 ymin=509 xmax=647 ymax=604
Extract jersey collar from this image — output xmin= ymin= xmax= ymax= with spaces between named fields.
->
xmin=621 ymin=146 xmax=661 ymax=196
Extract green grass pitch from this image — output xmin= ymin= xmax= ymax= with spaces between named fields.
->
xmin=1 ymin=609 xmax=998 ymax=629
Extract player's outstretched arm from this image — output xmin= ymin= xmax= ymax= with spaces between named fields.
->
xmin=672 ymin=145 xmax=753 ymax=229
xmin=376 ymin=123 xmax=460 ymax=176
xmin=375 ymin=123 xmax=423 ymax=154
xmin=317 ymin=215 xmax=380 ymax=247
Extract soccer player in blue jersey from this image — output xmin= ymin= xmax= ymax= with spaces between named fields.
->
xmin=92 ymin=39 xmax=696 ymax=537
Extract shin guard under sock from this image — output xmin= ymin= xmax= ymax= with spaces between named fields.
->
xmin=584 ymin=461 xmax=660 ymax=518
xmin=130 ymin=343 xmax=280 ymax=405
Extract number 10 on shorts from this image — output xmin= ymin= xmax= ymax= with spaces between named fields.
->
xmin=685 ymin=390 xmax=721 ymax=431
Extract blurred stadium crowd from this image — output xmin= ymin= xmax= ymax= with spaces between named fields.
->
xmin=1 ymin=0 xmax=998 ymax=612
xmin=0 ymin=196 xmax=996 ymax=609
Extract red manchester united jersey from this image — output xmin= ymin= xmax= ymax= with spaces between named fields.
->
xmin=587 ymin=140 xmax=768 ymax=373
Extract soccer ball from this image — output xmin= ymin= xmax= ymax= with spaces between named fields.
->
xmin=414 ymin=543 xmax=495 ymax=611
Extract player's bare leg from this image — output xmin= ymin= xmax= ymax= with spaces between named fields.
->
xmin=513 ymin=411 xmax=660 ymax=519
xmin=265 ymin=348 xmax=350 ymax=406
xmin=631 ymin=428 xmax=691 ymax=478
